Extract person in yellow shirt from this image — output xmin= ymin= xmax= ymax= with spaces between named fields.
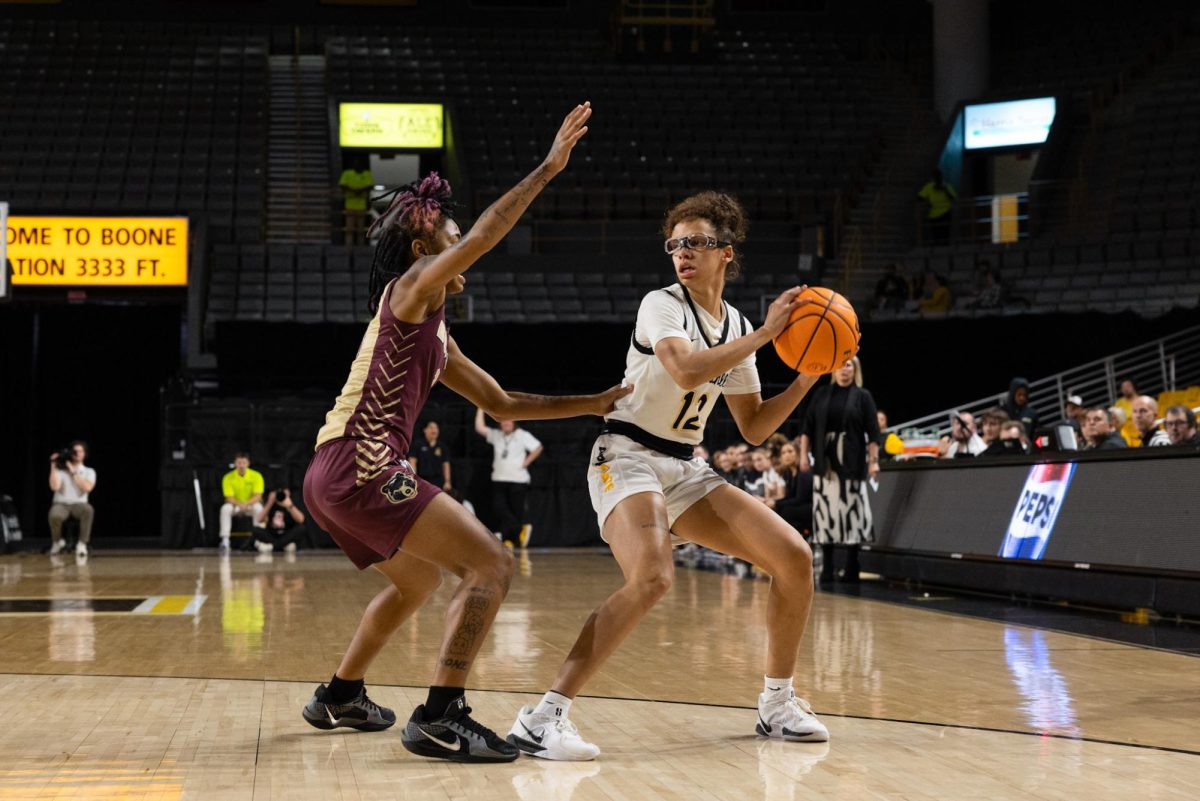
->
xmin=340 ymin=157 xmax=375 ymax=246
xmin=219 ymin=451 xmax=265 ymax=551
xmin=917 ymin=272 xmax=953 ymax=314
xmin=917 ymin=170 xmax=957 ymax=244
xmin=1112 ymin=377 xmax=1140 ymax=446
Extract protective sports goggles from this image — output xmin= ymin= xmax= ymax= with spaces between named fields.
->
xmin=664 ymin=234 xmax=731 ymax=254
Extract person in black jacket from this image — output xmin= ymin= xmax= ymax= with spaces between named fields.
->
xmin=759 ymin=441 xmax=812 ymax=539
xmin=1000 ymin=377 xmax=1041 ymax=434
xmin=799 ymin=357 xmax=880 ymax=583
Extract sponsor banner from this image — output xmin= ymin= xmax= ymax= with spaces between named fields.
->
xmin=999 ymin=462 xmax=1077 ymax=560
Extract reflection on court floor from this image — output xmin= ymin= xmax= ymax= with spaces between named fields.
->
xmin=0 ymin=551 xmax=1197 ymax=800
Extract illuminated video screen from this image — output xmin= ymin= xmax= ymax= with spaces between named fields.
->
xmin=964 ymin=97 xmax=1056 ymax=150
xmin=339 ymin=103 xmax=444 ymax=149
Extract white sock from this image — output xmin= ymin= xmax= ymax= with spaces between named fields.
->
xmin=763 ymin=676 xmax=793 ymax=701
xmin=534 ymin=690 xmax=573 ymax=719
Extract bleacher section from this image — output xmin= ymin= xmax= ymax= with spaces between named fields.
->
xmin=0 ymin=19 xmax=267 ymax=243
xmin=325 ymin=26 xmax=898 ymax=226
xmin=205 ymin=245 xmax=791 ymax=327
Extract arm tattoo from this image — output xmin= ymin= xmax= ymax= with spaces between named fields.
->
xmin=489 ymin=165 xmax=551 ymax=228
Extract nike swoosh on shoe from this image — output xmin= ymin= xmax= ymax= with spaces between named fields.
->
xmin=757 ymin=717 xmax=772 ymax=734
xmin=520 ymin=721 xmax=545 ymax=744
xmin=422 ymin=730 xmax=463 ymax=752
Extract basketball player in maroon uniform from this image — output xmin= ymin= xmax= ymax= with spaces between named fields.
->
xmin=301 ymin=103 xmax=624 ymax=763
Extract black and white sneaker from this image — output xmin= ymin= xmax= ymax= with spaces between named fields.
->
xmin=401 ymin=696 xmax=520 ymax=763
xmin=302 ymin=684 xmax=396 ymax=732
xmin=755 ymin=690 xmax=829 ymax=742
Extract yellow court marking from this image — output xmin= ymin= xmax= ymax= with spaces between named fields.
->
xmin=131 ymin=595 xmax=207 ymax=615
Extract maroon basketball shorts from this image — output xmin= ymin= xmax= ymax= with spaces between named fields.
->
xmin=303 ymin=438 xmax=441 ymax=569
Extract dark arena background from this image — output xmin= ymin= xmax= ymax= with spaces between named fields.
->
xmin=1 ymin=1 xmax=1199 ymax=799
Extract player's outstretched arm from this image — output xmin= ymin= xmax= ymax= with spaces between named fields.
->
xmin=725 ymin=374 xmax=821 ymax=446
xmin=443 ymin=337 xmax=630 ymax=421
xmin=408 ymin=103 xmax=591 ymax=295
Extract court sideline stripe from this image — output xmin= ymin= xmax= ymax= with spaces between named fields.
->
xmin=2 ymin=669 xmax=1196 ymax=758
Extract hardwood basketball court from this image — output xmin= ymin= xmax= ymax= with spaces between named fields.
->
xmin=0 ymin=550 xmax=1197 ymax=800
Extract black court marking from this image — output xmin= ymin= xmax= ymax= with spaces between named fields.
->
xmin=0 ymin=598 xmax=144 ymax=614
xmin=3 ymin=669 xmax=1194 ymax=758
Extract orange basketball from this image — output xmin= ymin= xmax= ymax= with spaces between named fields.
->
xmin=773 ymin=287 xmax=861 ymax=375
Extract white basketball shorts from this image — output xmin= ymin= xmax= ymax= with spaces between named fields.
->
xmin=587 ymin=432 xmax=728 ymax=539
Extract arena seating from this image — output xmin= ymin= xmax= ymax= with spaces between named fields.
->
xmin=0 ymin=19 xmax=267 ymax=243
xmin=324 ymin=25 xmax=896 ymax=225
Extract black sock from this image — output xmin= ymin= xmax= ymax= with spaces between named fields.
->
xmin=424 ymin=685 xmax=465 ymax=720
xmin=328 ymin=674 xmax=364 ymax=704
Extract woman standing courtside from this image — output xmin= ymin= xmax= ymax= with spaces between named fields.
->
xmin=799 ymin=357 xmax=880 ymax=583
xmin=507 ymin=192 xmax=833 ymax=761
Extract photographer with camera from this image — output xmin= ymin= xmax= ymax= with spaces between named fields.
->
xmin=48 ymin=441 xmax=96 ymax=557
xmin=938 ymin=411 xmax=987 ymax=459
xmin=252 ymin=488 xmax=310 ymax=554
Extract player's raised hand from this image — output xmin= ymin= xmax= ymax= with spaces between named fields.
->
xmin=762 ymin=285 xmax=809 ymax=338
xmin=543 ymin=102 xmax=592 ymax=175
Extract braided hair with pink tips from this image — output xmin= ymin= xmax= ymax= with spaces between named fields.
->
xmin=366 ymin=172 xmax=457 ymax=315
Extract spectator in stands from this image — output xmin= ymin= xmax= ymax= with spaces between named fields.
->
xmin=253 ymin=488 xmax=310 ymax=554
xmin=873 ymin=263 xmax=910 ymax=312
xmin=979 ymin=407 xmax=1009 ymax=447
xmin=1063 ymin=394 xmax=1086 ymax=433
xmin=982 ymin=420 xmax=1027 ymax=456
xmin=1163 ymin=405 xmax=1200 ymax=448
xmin=1001 ymin=378 xmax=1041 ymax=434
xmin=998 ymin=421 xmax=1029 ymax=453
xmin=1113 ymin=377 xmax=1140 ymax=446
xmin=1132 ymin=395 xmax=1170 ymax=447
xmin=876 ymin=410 xmax=904 ymax=460
xmin=917 ymin=169 xmax=957 ymax=244
xmin=475 ymin=408 xmax=543 ymax=548
xmin=411 ymin=420 xmax=453 ymax=491
xmin=47 ymin=441 xmax=96 ymax=558
xmin=799 ymin=357 xmax=880 ymax=583
xmin=742 ymin=448 xmax=783 ymax=498
xmin=219 ymin=452 xmax=265 ymax=552
xmin=964 ymin=266 xmax=1004 ymax=310
xmin=692 ymin=444 xmax=710 ymax=462
xmin=916 ymin=272 xmax=953 ymax=314
xmin=1084 ymin=407 xmax=1127 ymax=450
xmin=339 ymin=155 xmax=374 ymax=246
xmin=938 ymin=411 xmax=987 ymax=459
xmin=760 ymin=441 xmax=813 ymax=539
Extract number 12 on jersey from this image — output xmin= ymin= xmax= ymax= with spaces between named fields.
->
xmin=672 ymin=391 xmax=709 ymax=431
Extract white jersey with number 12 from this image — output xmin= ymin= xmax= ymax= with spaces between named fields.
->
xmin=605 ymin=284 xmax=761 ymax=446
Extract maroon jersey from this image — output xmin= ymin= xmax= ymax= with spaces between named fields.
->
xmin=314 ymin=280 xmax=449 ymax=486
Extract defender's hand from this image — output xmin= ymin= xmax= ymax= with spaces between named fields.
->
xmin=595 ymin=383 xmax=634 ymax=415
xmin=543 ymin=102 xmax=591 ymax=175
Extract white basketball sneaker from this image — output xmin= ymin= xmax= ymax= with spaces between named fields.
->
xmin=756 ymin=690 xmax=829 ymax=742
xmin=506 ymin=705 xmax=601 ymax=761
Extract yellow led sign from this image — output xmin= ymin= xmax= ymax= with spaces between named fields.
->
xmin=6 ymin=216 xmax=188 ymax=287
xmin=339 ymin=103 xmax=444 ymax=149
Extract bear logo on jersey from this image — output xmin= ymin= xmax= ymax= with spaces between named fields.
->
xmin=381 ymin=470 xmax=418 ymax=504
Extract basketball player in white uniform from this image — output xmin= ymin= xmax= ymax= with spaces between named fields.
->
xmin=507 ymin=191 xmax=833 ymax=760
